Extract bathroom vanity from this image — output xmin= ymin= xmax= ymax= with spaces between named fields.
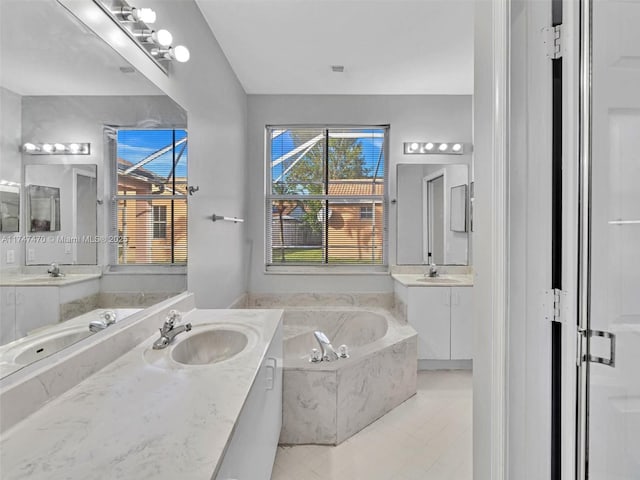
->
xmin=0 ymin=273 xmax=101 ymax=345
xmin=393 ymin=273 xmax=474 ymax=368
xmin=0 ymin=304 xmax=283 ymax=480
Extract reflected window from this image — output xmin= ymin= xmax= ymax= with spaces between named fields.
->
xmin=113 ymin=129 xmax=188 ymax=265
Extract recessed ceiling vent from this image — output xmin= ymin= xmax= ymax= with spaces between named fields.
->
xmin=331 ymin=65 xmax=345 ymax=73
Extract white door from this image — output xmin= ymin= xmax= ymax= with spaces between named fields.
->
xmin=578 ymin=1 xmax=640 ymax=478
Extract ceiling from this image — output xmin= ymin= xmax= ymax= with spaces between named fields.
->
xmin=195 ymin=0 xmax=474 ymax=95
xmin=0 ymin=0 xmax=162 ymax=96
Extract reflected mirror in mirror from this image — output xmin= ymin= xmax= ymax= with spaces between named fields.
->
xmin=28 ymin=185 xmax=61 ymax=232
xmin=0 ymin=184 xmax=20 ymax=232
xmin=25 ymin=165 xmax=97 ymax=264
xmin=0 ymin=0 xmax=187 ymax=379
xmin=397 ymin=163 xmax=470 ymax=265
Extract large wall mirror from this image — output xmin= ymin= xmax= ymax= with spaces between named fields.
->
xmin=0 ymin=0 xmax=187 ymax=378
xmin=397 ymin=163 xmax=470 ymax=265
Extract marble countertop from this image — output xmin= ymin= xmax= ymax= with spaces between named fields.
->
xmin=0 ymin=273 xmax=102 ymax=287
xmin=391 ymin=273 xmax=474 ymax=287
xmin=0 ymin=308 xmax=283 ymax=480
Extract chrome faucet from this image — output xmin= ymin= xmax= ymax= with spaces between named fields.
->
xmin=313 ymin=331 xmax=339 ymax=362
xmin=425 ymin=253 xmax=438 ymax=278
xmin=47 ymin=262 xmax=64 ymax=277
xmin=152 ymin=310 xmax=192 ymax=349
xmin=428 ymin=262 xmax=438 ymax=277
xmin=89 ymin=310 xmax=117 ymax=333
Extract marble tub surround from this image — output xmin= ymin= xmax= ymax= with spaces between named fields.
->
xmin=0 ymin=308 xmax=283 ymax=480
xmin=248 ymin=292 xmax=394 ymax=310
xmin=60 ymin=292 xmax=101 ymax=321
xmin=279 ymin=307 xmax=417 ymax=445
xmin=0 ymin=292 xmax=194 ymax=433
xmin=97 ymin=291 xmax=184 ymax=308
xmin=391 ymin=272 xmax=474 ymax=287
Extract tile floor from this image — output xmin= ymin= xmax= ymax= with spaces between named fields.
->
xmin=271 ymin=370 xmax=472 ymax=480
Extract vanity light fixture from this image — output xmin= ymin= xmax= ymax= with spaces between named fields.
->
xmin=94 ymin=0 xmax=190 ymax=71
xmin=403 ymin=142 xmax=469 ymax=155
xmin=114 ymin=6 xmax=156 ymax=24
xmin=135 ymin=29 xmax=173 ymax=47
xmin=151 ymin=45 xmax=190 ymax=63
xmin=21 ymin=143 xmax=90 ymax=155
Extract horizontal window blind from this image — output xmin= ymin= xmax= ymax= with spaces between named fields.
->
xmin=267 ymin=126 xmax=388 ymax=266
xmin=113 ymin=129 xmax=188 ymax=265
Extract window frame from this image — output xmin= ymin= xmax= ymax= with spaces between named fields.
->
xmin=152 ymin=205 xmax=167 ymax=239
xmin=264 ymin=124 xmax=389 ymax=272
xmin=109 ymin=127 xmax=188 ymax=267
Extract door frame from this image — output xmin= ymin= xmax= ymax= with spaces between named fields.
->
xmin=422 ymin=169 xmax=446 ymax=265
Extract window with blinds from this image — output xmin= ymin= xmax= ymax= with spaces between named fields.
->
xmin=266 ymin=126 xmax=388 ymax=267
xmin=113 ymin=129 xmax=188 ymax=265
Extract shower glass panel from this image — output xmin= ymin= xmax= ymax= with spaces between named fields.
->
xmin=580 ymin=1 xmax=640 ymax=478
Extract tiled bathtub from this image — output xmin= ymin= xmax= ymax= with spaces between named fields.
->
xmin=280 ymin=307 xmax=417 ymax=445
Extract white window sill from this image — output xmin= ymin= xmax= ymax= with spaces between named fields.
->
xmin=264 ymin=265 xmax=389 ymax=275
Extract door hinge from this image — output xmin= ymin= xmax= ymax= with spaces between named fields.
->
xmin=544 ymin=288 xmax=566 ymax=323
xmin=577 ymin=328 xmax=616 ymax=367
xmin=543 ymin=24 xmax=563 ymax=59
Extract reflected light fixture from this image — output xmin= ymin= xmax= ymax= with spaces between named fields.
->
xmin=403 ymin=142 xmax=469 ymax=155
xmin=22 ymin=143 xmax=90 ymax=155
xmin=95 ymin=0 xmax=190 ymax=70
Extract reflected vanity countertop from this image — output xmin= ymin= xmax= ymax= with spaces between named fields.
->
xmin=0 ymin=308 xmax=143 ymax=378
xmin=0 ymin=273 xmax=101 ymax=287
xmin=391 ymin=273 xmax=474 ymax=287
xmin=0 ymin=308 xmax=283 ymax=480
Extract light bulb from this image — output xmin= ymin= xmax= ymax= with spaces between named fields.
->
xmin=452 ymin=143 xmax=462 ymax=152
xmin=172 ymin=45 xmax=190 ymax=63
xmin=23 ymin=143 xmax=37 ymax=152
xmin=425 ymin=142 xmax=434 ymax=151
xmin=54 ymin=143 xmax=66 ymax=152
xmin=409 ymin=142 xmax=419 ymax=152
xmin=133 ymin=7 xmax=156 ymax=24
xmin=438 ymin=143 xmax=448 ymax=151
xmin=152 ymin=29 xmax=173 ymax=47
xmin=42 ymin=143 xmax=53 ymax=153
xmin=69 ymin=143 xmax=80 ymax=153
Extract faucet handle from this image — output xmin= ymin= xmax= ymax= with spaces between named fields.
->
xmin=167 ymin=309 xmax=182 ymax=322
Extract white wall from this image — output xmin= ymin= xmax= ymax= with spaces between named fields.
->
xmin=0 ymin=87 xmax=23 ymax=268
xmin=246 ymin=94 xmax=472 ymax=293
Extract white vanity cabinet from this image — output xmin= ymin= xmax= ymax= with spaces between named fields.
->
xmin=406 ymin=286 xmax=473 ymax=362
xmin=215 ymin=321 xmax=283 ymax=480
xmin=0 ymin=286 xmax=59 ymax=344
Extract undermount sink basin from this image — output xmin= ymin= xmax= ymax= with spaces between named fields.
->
xmin=417 ymin=277 xmax=461 ymax=284
xmin=12 ymin=329 xmax=94 ymax=365
xmin=171 ymin=329 xmax=249 ymax=365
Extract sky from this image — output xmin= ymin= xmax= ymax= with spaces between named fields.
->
xmin=271 ymin=128 xmax=385 ymax=182
xmin=117 ymin=130 xmax=188 ymax=179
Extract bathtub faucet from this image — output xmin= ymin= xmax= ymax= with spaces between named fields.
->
xmin=313 ymin=331 xmax=340 ymax=362
xmin=89 ymin=310 xmax=117 ymax=332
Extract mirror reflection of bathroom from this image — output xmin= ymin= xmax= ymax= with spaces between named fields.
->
xmin=0 ymin=184 xmax=20 ymax=232
xmin=0 ymin=0 xmax=187 ymax=378
xmin=397 ymin=163 xmax=470 ymax=265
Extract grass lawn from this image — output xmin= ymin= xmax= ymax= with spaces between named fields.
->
xmin=271 ymin=248 xmax=382 ymax=264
